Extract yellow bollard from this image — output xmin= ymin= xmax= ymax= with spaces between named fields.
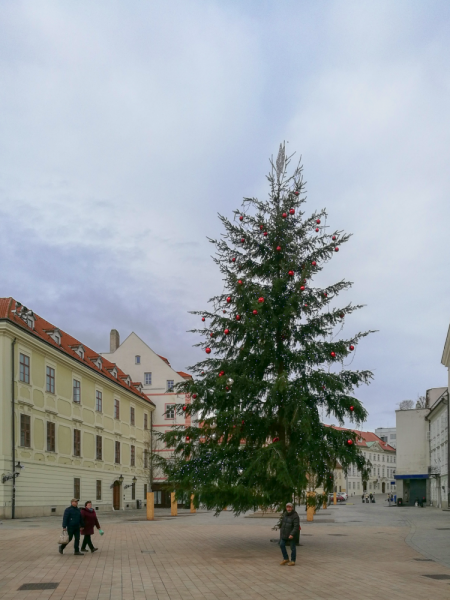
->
xmin=171 ymin=492 xmax=177 ymax=516
xmin=333 ymin=492 xmax=337 ymax=505
xmin=146 ymin=492 xmax=154 ymax=521
xmin=306 ymin=491 xmax=316 ymax=522
xmin=190 ymin=494 xmax=196 ymax=513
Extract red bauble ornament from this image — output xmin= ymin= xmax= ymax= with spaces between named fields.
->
xmin=192 ymin=393 xmax=198 ymax=399
xmin=252 ymin=309 xmax=258 ymax=315
xmin=323 ymin=292 xmax=327 ymax=297
xmin=349 ymin=345 xmax=354 ymax=351
xmin=288 ymin=270 xmax=294 ymax=276
xmin=210 ymin=332 xmax=213 ymax=337
xmin=263 ymin=231 xmax=268 ymax=236
xmin=236 ymin=314 xmax=241 ymax=320
xmin=233 ymin=425 xmax=236 ymax=428
xmin=226 ymin=297 xmax=231 ymax=303
xmin=282 ymin=213 xmax=287 ymax=218
xmin=239 ymin=215 xmax=244 ymax=221
xmin=331 ymin=352 xmax=336 ymax=358
xmin=231 ymin=257 xmax=236 ymax=262
xmin=347 ymin=439 xmax=353 ymax=446
xmin=183 ymin=406 xmax=187 ymax=411
xmin=340 ymin=313 xmax=344 ymax=318
xmin=242 ymin=420 xmax=245 ymax=425
xmin=300 ymin=286 xmax=305 ymax=291
xmin=202 ymin=317 xmax=205 ymax=322
xmin=350 ymin=406 xmax=354 ymax=412
xmin=335 ymin=247 xmax=339 ymax=252
xmin=289 ymin=208 xmax=295 ymax=215
xmin=226 ymin=386 xmax=229 ymax=390
xmin=205 ymin=348 xmax=211 ymax=354
xmin=258 ymin=297 xmax=264 ymax=303
xmin=276 ymin=246 xmax=282 ymax=251
xmin=332 ymin=235 xmax=337 ymax=241
xmin=223 ymin=310 xmax=226 ymax=314
xmin=219 ymin=371 xmax=225 ymax=377
xmin=293 ymin=191 xmax=299 ymax=196
xmin=241 ymin=238 xmax=245 ymax=243
xmin=315 ymin=228 xmax=319 ymax=232
xmin=312 ymin=261 xmax=317 ymax=266
xmin=238 ymin=279 xmax=243 ymax=285
xmin=260 ymin=224 xmax=263 ymax=230
xmin=304 ymin=303 xmax=308 ymax=307
xmin=316 ymin=219 xmax=321 ymax=224
xmin=186 ymin=436 xmax=190 ymax=441
xmin=201 ymin=371 xmax=204 ymax=374
xmin=272 ymin=437 xmax=280 ymax=443
xmin=224 ymin=328 xmax=230 ymax=334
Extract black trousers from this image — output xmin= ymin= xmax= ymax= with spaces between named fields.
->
xmin=61 ymin=527 xmax=80 ymax=552
xmin=81 ymin=534 xmax=95 ymax=551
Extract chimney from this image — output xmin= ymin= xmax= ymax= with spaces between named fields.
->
xmin=110 ymin=329 xmax=120 ymax=353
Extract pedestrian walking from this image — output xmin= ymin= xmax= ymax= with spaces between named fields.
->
xmin=80 ymin=501 xmax=101 ymax=553
xmin=59 ymin=498 xmax=85 ymax=555
xmin=279 ymin=502 xmax=299 ymax=566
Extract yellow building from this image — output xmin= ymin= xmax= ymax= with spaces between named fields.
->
xmin=0 ymin=298 xmax=155 ymax=518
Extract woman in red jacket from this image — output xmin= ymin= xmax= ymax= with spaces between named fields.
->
xmin=80 ymin=501 xmax=101 ymax=553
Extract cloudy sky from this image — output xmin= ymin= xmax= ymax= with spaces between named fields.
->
xmin=1 ymin=0 xmax=450 ymax=430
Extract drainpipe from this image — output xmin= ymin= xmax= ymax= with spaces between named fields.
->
xmin=11 ymin=338 xmax=16 ymax=519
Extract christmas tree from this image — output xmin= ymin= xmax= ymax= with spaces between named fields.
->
xmin=158 ymin=145 xmax=373 ymax=513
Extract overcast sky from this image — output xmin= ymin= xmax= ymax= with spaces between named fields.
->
xmin=1 ymin=0 xmax=450 ymax=431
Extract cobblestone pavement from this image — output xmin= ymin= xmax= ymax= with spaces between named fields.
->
xmin=0 ymin=500 xmax=449 ymax=600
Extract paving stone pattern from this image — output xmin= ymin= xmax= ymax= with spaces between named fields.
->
xmin=0 ymin=502 xmax=449 ymax=599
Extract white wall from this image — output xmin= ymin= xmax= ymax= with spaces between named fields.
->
xmin=395 ymin=408 xmax=429 ymax=475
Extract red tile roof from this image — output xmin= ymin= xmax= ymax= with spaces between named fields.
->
xmin=158 ymin=354 xmax=170 ymax=365
xmin=177 ymin=371 xmax=192 ymax=379
xmin=0 ymin=297 xmax=154 ymax=406
xmin=328 ymin=424 xmax=395 ymax=452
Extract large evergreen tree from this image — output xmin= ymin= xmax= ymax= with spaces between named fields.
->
xmin=158 ymin=145 xmax=373 ymax=512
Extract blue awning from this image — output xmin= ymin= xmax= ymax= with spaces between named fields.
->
xmin=394 ymin=474 xmax=429 ymax=480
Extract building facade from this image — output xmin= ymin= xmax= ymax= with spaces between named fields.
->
xmin=0 ymin=298 xmax=155 ymax=519
xmin=395 ymin=406 xmax=430 ymax=506
xmin=331 ymin=427 xmax=396 ymax=496
xmin=101 ymin=330 xmax=194 ymax=507
xmin=427 ymin=389 xmax=448 ymax=508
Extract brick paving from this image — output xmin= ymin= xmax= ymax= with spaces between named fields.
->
xmin=0 ymin=503 xmax=450 ymax=599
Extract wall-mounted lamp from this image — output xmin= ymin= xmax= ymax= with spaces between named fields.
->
xmin=124 ymin=476 xmax=137 ymax=490
xmin=2 ymin=463 xmax=24 ymax=484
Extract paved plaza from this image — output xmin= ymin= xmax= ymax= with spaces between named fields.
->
xmin=1 ymin=498 xmax=450 ymax=600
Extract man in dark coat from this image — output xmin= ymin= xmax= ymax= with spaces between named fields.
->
xmin=59 ymin=498 xmax=85 ymax=555
xmin=279 ymin=502 xmax=300 ymax=566
xmin=80 ymin=501 xmax=101 ymax=553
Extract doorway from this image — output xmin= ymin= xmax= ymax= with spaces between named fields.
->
xmin=382 ymin=482 xmax=386 ymax=493
xmin=113 ymin=482 xmax=121 ymax=510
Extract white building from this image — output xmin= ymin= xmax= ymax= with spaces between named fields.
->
xmin=395 ymin=405 xmax=430 ymax=506
xmin=426 ymin=389 xmax=448 ymax=508
xmin=375 ymin=427 xmax=397 ymax=449
xmin=331 ymin=427 xmax=396 ymax=496
xmin=101 ymin=330 xmax=194 ymax=507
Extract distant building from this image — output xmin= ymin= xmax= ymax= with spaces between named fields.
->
xmin=102 ymin=330 xmax=194 ymax=508
xmin=329 ymin=426 xmax=396 ymax=496
xmin=375 ymin=427 xmax=397 ymax=449
xmin=0 ymin=298 xmax=154 ymax=519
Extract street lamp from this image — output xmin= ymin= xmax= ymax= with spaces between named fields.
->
xmin=124 ymin=476 xmax=137 ymax=490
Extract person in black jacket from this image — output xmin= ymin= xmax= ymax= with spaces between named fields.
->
xmin=279 ymin=502 xmax=300 ymax=566
xmin=59 ymin=498 xmax=85 ymax=555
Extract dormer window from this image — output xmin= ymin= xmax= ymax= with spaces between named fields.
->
xmin=45 ymin=328 xmax=62 ymax=345
xmin=13 ymin=303 xmax=36 ymax=330
xmin=91 ymin=356 xmax=103 ymax=370
xmin=133 ymin=382 xmax=143 ymax=393
xmin=121 ymin=375 xmax=132 ymax=386
xmin=107 ymin=366 xmax=118 ymax=378
xmin=70 ymin=345 xmax=85 ymax=360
